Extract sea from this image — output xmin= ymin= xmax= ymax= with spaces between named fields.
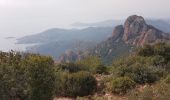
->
xmin=0 ymin=37 xmax=27 ymax=52
xmin=0 ymin=25 xmax=88 ymax=52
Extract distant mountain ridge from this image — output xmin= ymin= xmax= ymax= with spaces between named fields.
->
xmin=146 ymin=19 xmax=170 ymax=33
xmin=17 ymin=27 xmax=113 ymax=44
xmin=71 ymin=20 xmax=123 ymax=28
xmin=17 ymin=27 xmax=113 ymax=58
xmin=72 ymin=19 xmax=170 ymax=32
xmin=59 ymin=15 xmax=170 ymax=63
xmin=17 ymin=15 xmax=170 ymax=62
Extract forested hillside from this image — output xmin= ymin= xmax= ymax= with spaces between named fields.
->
xmin=1 ymin=42 xmax=170 ymax=100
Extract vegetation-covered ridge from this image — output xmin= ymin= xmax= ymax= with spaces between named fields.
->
xmin=0 ymin=42 xmax=170 ymax=100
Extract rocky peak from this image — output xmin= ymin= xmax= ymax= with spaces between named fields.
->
xmin=123 ymin=15 xmax=148 ymax=42
xmin=111 ymin=15 xmax=170 ymax=46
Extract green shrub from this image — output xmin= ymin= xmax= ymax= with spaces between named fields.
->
xmin=92 ymin=65 xmax=107 ymax=74
xmin=56 ymin=57 xmax=107 ymax=74
xmin=137 ymin=42 xmax=170 ymax=63
xmin=0 ymin=51 xmax=28 ymax=100
xmin=113 ymin=55 xmax=165 ymax=84
xmin=149 ymin=55 xmax=166 ymax=66
xmin=115 ymin=64 xmax=163 ymax=84
xmin=162 ymin=75 xmax=170 ymax=84
xmin=108 ymin=77 xmax=136 ymax=94
xmin=26 ymin=54 xmax=55 ymax=100
xmin=0 ymin=52 xmax=56 ymax=100
xmin=129 ymin=65 xmax=161 ymax=84
xmin=55 ymin=71 xmax=97 ymax=97
xmin=77 ymin=56 xmax=107 ymax=74
xmin=56 ymin=63 xmax=84 ymax=73
xmin=137 ymin=44 xmax=154 ymax=56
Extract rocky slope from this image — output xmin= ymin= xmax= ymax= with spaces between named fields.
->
xmin=122 ymin=15 xmax=170 ymax=46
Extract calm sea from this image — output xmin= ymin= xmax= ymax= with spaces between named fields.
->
xmin=0 ymin=37 xmax=26 ymax=52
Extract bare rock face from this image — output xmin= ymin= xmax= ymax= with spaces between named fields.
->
xmin=111 ymin=15 xmax=170 ymax=46
xmin=112 ymin=25 xmax=124 ymax=41
xmin=123 ymin=15 xmax=148 ymax=44
xmin=137 ymin=26 xmax=163 ymax=45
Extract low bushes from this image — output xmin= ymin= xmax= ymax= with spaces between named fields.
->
xmin=128 ymin=65 xmax=162 ymax=84
xmin=112 ymin=55 xmax=166 ymax=84
xmin=92 ymin=65 xmax=107 ymax=74
xmin=56 ymin=63 xmax=84 ymax=73
xmin=56 ymin=57 xmax=108 ymax=74
xmin=108 ymin=77 xmax=136 ymax=94
xmin=162 ymin=75 xmax=170 ymax=84
xmin=26 ymin=54 xmax=55 ymax=100
xmin=77 ymin=56 xmax=108 ymax=74
xmin=114 ymin=64 xmax=163 ymax=84
xmin=0 ymin=52 xmax=56 ymax=100
xmin=55 ymin=71 xmax=97 ymax=97
xmin=128 ymin=83 xmax=170 ymax=100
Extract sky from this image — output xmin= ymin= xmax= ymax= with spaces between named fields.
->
xmin=0 ymin=0 xmax=170 ymax=37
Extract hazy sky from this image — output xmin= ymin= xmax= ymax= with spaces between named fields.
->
xmin=0 ymin=0 xmax=170 ymax=37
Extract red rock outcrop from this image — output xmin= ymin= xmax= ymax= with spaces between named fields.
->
xmin=112 ymin=15 xmax=170 ymax=46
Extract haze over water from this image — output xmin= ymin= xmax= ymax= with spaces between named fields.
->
xmin=0 ymin=37 xmax=24 ymax=52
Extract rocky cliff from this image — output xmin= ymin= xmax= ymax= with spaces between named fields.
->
xmin=113 ymin=15 xmax=170 ymax=46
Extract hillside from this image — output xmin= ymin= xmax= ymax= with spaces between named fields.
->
xmin=17 ymin=15 xmax=170 ymax=62
xmin=17 ymin=27 xmax=113 ymax=44
xmin=90 ymin=15 xmax=170 ymax=63
xmin=59 ymin=15 xmax=170 ymax=63
xmin=1 ymin=42 xmax=170 ymax=100
xmin=17 ymin=27 xmax=113 ymax=58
